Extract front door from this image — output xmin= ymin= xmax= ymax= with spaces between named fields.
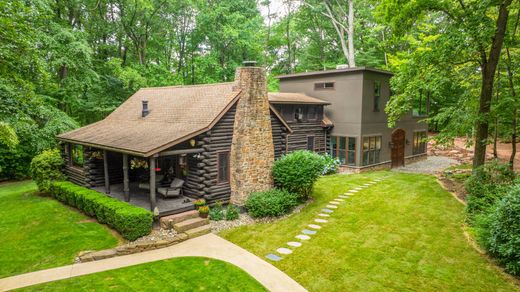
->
xmin=391 ymin=129 xmax=405 ymax=168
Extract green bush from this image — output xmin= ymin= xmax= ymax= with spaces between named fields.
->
xmin=272 ymin=150 xmax=325 ymax=200
xmin=465 ymin=161 xmax=515 ymax=219
xmin=209 ymin=201 xmax=224 ymax=221
xmin=225 ymin=204 xmax=240 ymax=221
xmin=30 ymin=149 xmax=65 ymax=192
xmin=49 ymin=181 xmax=153 ymax=241
xmin=482 ymin=187 xmax=520 ymax=275
xmin=320 ymin=154 xmax=341 ymax=175
xmin=245 ymin=189 xmax=298 ymax=218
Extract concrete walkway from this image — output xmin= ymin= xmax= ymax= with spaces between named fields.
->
xmin=0 ymin=234 xmax=306 ymax=292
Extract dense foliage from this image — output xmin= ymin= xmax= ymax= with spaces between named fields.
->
xmin=321 ymin=154 xmax=341 ymax=175
xmin=272 ymin=150 xmax=325 ymax=199
xmin=478 ymin=187 xmax=520 ymax=275
xmin=49 ymin=181 xmax=153 ymax=240
xmin=245 ymin=189 xmax=298 ymax=218
xmin=225 ymin=204 xmax=240 ymax=221
xmin=30 ymin=149 xmax=65 ymax=192
xmin=464 ymin=161 xmax=516 ymax=219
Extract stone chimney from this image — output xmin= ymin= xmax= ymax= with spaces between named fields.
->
xmin=229 ymin=62 xmax=275 ymax=205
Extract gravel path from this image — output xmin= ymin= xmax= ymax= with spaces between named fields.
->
xmin=392 ymin=156 xmax=458 ymax=174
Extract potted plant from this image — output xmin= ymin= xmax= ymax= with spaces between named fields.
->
xmin=194 ymin=198 xmax=206 ymax=208
xmin=198 ymin=205 xmax=209 ymax=218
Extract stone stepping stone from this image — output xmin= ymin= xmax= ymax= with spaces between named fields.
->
xmin=302 ymin=229 xmax=317 ymax=235
xmin=339 ymin=195 xmax=349 ymax=198
xmin=308 ymin=224 xmax=321 ymax=229
xmin=322 ymin=208 xmax=334 ymax=213
xmin=266 ymin=254 xmax=282 ymax=261
xmin=277 ymin=247 xmax=293 ymax=255
xmin=354 ymin=187 xmax=363 ymax=190
xmin=326 ymin=205 xmax=338 ymax=209
xmin=349 ymin=190 xmax=358 ymax=193
xmin=287 ymin=241 xmax=302 ymax=248
xmin=363 ymin=183 xmax=371 ymax=186
xmin=315 ymin=218 xmax=328 ymax=223
xmin=318 ymin=213 xmax=330 ymax=217
xmin=334 ymin=198 xmax=344 ymax=202
xmin=329 ymin=201 xmax=340 ymax=204
xmin=295 ymin=234 xmax=311 ymax=240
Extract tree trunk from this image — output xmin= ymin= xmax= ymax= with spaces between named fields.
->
xmin=493 ymin=69 xmax=499 ymax=159
xmin=506 ymin=47 xmax=517 ymax=169
xmin=347 ymin=0 xmax=355 ymax=67
xmin=472 ymin=0 xmax=512 ymax=169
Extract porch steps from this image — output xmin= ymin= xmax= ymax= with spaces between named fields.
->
xmin=184 ymin=224 xmax=211 ymax=238
xmin=173 ymin=217 xmax=209 ymax=233
xmin=160 ymin=210 xmax=199 ymax=229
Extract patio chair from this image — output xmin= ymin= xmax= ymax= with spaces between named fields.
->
xmin=157 ymin=178 xmax=184 ymax=198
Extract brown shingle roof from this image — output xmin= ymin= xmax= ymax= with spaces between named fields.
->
xmin=268 ymin=92 xmax=330 ymax=105
xmin=58 ymin=83 xmax=241 ymax=157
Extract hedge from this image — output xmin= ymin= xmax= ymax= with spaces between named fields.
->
xmin=49 ymin=181 xmax=153 ymax=241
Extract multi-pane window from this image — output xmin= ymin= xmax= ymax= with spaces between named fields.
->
xmin=362 ymin=136 xmax=382 ymax=166
xmin=314 ymin=82 xmax=335 ymax=90
xmin=413 ymin=131 xmax=427 ymax=154
xmin=374 ymin=80 xmax=381 ymax=112
xmin=307 ymin=136 xmax=315 ymax=151
xmin=330 ymin=136 xmax=356 ymax=166
xmin=217 ymin=152 xmax=230 ymax=183
xmin=307 ymin=106 xmax=317 ymax=120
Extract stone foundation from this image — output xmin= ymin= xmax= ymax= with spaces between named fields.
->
xmin=229 ymin=66 xmax=275 ymax=205
xmin=339 ymin=154 xmax=428 ymax=173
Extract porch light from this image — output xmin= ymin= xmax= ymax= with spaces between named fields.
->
xmin=193 ymin=153 xmax=202 ymax=160
xmin=189 ymin=139 xmax=196 ymax=147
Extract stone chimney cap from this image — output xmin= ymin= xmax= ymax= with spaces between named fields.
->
xmin=242 ymin=60 xmax=257 ymax=67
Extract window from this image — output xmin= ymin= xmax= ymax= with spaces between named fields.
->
xmin=314 ymin=82 xmax=335 ymax=90
xmin=72 ymin=144 xmax=84 ymax=167
xmin=374 ymin=81 xmax=381 ymax=112
xmin=307 ymin=136 xmax=315 ymax=151
xmin=294 ymin=107 xmax=303 ymax=121
xmin=307 ymin=106 xmax=317 ymax=120
xmin=330 ymin=136 xmax=356 ymax=166
xmin=413 ymin=131 xmax=427 ymax=154
xmin=413 ymin=90 xmax=429 ymax=117
xmin=362 ymin=136 xmax=382 ymax=166
xmin=217 ymin=152 xmax=230 ymax=183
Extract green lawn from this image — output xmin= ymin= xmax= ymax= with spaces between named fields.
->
xmin=0 ymin=181 xmax=118 ymax=278
xmin=222 ymin=171 xmax=520 ymax=291
xmin=21 ymin=257 xmax=266 ymax=291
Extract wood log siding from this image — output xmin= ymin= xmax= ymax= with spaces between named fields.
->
xmin=271 ymin=110 xmax=289 ymax=159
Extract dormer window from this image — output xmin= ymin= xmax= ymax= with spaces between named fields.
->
xmin=314 ymin=82 xmax=335 ymax=90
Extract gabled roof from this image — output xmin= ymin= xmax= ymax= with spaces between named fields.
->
xmin=58 ymin=83 xmax=241 ymax=157
xmin=276 ymin=66 xmax=393 ymax=79
xmin=268 ymin=92 xmax=330 ymax=105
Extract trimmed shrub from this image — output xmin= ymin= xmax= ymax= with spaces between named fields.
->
xmin=272 ymin=150 xmax=325 ymax=200
xmin=465 ymin=161 xmax=516 ymax=219
xmin=225 ymin=204 xmax=240 ymax=221
xmin=484 ymin=187 xmax=520 ymax=275
xmin=320 ymin=154 xmax=341 ymax=175
xmin=209 ymin=201 xmax=224 ymax=221
xmin=245 ymin=189 xmax=298 ymax=218
xmin=49 ymin=181 xmax=153 ymax=241
xmin=30 ymin=149 xmax=65 ymax=192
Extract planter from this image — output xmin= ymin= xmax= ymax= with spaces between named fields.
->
xmin=199 ymin=213 xmax=209 ymax=218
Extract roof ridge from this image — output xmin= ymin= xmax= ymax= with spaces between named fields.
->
xmin=140 ymin=82 xmax=235 ymax=90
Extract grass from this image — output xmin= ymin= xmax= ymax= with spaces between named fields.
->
xmin=0 ymin=181 xmax=118 ymax=278
xmin=21 ymin=257 xmax=266 ymax=291
xmin=221 ymin=171 xmax=519 ymax=291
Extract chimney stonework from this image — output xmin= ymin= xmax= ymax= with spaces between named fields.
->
xmin=229 ymin=66 xmax=275 ymax=205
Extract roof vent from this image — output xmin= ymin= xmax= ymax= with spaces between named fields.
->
xmin=142 ymin=100 xmax=149 ymax=117
xmin=336 ymin=64 xmax=349 ymax=69
xmin=243 ymin=60 xmax=257 ymax=67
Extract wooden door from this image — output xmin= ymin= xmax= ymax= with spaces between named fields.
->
xmin=391 ymin=129 xmax=405 ymax=168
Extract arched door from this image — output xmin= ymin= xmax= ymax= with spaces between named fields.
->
xmin=391 ymin=129 xmax=405 ymax=168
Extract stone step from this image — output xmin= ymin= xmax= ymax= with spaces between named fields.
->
xmin=173 ymin=217 xmax=209 ymax=233
xmin=184 ymin=224 xmax=211 ymax=238
xmin=160 ymin=210 xmax=199 ymax=229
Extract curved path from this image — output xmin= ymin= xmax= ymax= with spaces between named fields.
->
xmin=0 ymin=234 xmax=306 ymax=292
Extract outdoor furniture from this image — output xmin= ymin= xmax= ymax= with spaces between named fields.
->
xmin=138 ymin=174 xmax=165 ymax=190
xmin=157 ymin=178 xmax=184 ymax=198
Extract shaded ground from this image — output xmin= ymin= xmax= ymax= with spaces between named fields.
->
xmin=221 ymin=172 xmax=519 ymax=291
xmin=393 ymin=156 xmax=458 ymax=174
xmin=20 ymin=257 xmax=266 ymax=291
xmin=0 ymin=181 xmax=118 ymax=278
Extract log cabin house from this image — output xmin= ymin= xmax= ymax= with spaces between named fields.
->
xmin=57 ymin=63 xmax=426 ymax=217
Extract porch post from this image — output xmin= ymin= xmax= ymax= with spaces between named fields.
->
xmin=103 ymin=150 xmax=110 ymax=194
xmin=122 ymin=153 xmax=130 ymax=202
xmin=149 ymin=156 xmax=157 ymax=211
